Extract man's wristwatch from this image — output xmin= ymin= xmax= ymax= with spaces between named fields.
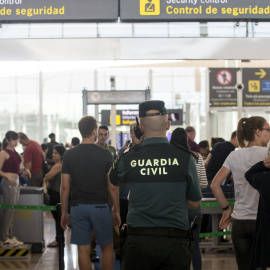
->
xmin=222 ymin=204 xmax=230 ymax=211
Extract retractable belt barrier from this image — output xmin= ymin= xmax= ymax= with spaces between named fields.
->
xmin=199 ymin=201 xmax=234 ymax=238
xmin=201 ymin=201 xmax=235 ymax=208
xmin=0 ymin=204 xmax=56 ymax=211
xmin=0 ymin=201 xmax=235 ymax=211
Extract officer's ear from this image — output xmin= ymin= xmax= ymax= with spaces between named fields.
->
xmin=166 ymin=120 xmax=171 ymax=131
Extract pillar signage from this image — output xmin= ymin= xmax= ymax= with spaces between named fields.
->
xmin=210 ymin=68 xmax=270 ymax=107
xmin=0 ymin=0 xmax=118 ymax=22
xmin=242 ymin=68 xmax=270 ymax=107
xmin=209 ymin=68 xmax=238 ymax=107
xmin=121 ymin=0 xmax=270 ymax=21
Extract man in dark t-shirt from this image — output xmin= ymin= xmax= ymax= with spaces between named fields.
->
xmin=206 ymin=130 xmax=239 ymax=184
xmin=61 ymin=116 xmax=121 ymax=270
xmin=46 ymin=133 xmax=58 ymax=167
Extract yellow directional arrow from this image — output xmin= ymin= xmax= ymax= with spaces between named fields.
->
xmin=255 ymin=68 xmax=267 ymax=79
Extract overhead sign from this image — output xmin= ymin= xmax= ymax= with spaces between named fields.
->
xmin=101 ymin=110 xmax=139 ymax=126
xmin=101 ymin=109 xmax=183 ymax=126
xmin=0 ymin=0 xmax=118 ymax=22
xmin=242 ymin=68 xmax=270 ymax=107
xmin=209 ymin=68 xmax=238 ymax=107
xmin=121 ymin=0 xmax=270 ymax=21
xmin=87 ymin=90 xmax=150 ymax=105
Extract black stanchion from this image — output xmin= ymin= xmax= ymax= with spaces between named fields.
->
xmin=56 ymin=203 xmax=65 ymax=270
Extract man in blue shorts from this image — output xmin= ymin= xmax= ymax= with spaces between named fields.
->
xmin=61 ymin=115 xmax=121 ymax=270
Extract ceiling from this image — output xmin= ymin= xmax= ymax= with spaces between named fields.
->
xmin=1 ymin=38 xmax=270 ymax=63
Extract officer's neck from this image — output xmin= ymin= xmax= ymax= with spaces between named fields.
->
xmin=144 ymin=132 xmax=167 ymax=139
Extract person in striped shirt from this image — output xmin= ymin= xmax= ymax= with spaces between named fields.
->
xmin=170 ymin=128 xmax=207 ymax=270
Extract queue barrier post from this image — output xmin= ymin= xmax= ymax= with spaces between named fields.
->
xmin=56 ymin=203 xmax=65 ymax=270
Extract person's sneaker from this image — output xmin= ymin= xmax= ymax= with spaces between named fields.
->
xmin=1 ymin=238 xmax=19 ymax=247
xmin=90 ymin=254 xmax=100 ymax=263
xmin=47 ymin=241 xmax=59 ymax=248
xmin=11 ymin=237 xmax=24 ymax=246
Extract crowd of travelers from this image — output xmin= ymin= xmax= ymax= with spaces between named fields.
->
xmin=0 ymin=100 xmax=269 ymax=270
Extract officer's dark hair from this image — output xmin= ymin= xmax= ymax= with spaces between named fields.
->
xmin=71 ymin=137 xmax=80 ymax=146
xmin=98 ymin=126 xmax=109 ymax=132
xmin=170 ymin=128 xmax=198 ymax=162
xmin=199 ymin=140 xmax=209 ymax=149
xmin=231 ymin=130 xmax=237 ymax=140
xmin=78 ymin=116 xmax=97 ymax=138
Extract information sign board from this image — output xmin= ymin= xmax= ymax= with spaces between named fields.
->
xmin=242 ymin=68 xmax=270 ymax=107
xmin=87 ymin=90 xmax=150 ymax=105
xmin=209 ymin=68 xmax=238 ymax=107
xmin=0 ymin=0 xmax=118 ymax=22
xmin=121 ymin=0 xmax=270 ymax=21
xmin=101 ymin=109 xmax=183 ymax=126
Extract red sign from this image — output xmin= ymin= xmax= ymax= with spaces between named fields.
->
xmin=216 ymin=69 xmax=233 ymax=86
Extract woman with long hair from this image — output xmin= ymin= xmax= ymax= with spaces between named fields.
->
xmin=44 ymin=145 xmax=66 ymax=248
xmin=211 ymin=116 xmax=270 ymax=270
xmin=0 ymin=131 xmax=31 ymax=247
xmin=170 ymin=128 xmax=207 ymax=270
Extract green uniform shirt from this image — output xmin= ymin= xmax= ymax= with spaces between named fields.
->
xmin=115 ymin=137 xmax=202 ymax=230
xmin=106 ymin=144 xmax=116 ymax=160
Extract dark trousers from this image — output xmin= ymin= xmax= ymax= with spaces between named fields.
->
xmin=231 ymin=219 xmax=256 ymax=270
xmin=120 ymin=199 xmax=129 ymax=228
xmin=48 ymin=189 xmax=62 ymax=243
xmin=122 ymin=234 xmax=191 ymax=270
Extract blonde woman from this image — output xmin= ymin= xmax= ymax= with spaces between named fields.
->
xmin=211 ymin=116 xmax=270 ymax=270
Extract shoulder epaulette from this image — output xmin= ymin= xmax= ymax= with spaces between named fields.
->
xmin=117 ymin=144 xmax=142 ymax=158
xmin=129 ymin=144 xmax=142 ymax=152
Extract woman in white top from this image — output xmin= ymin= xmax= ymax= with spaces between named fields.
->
xmin=170 ymin=128 xmax=207 ymax=270
xmin=211 ymin=116 xmax=270 ymax=270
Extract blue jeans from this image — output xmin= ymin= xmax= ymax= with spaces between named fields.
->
xmin=231 ymin=218 xmax=256 ymax=270
xmin=188 ymin=205 xmax=202 ymax=270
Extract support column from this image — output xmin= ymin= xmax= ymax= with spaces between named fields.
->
xmin=110 ymin=76 xmax=117 ymax=149
xmin=39 ymin=71 xmax=43 ymax=144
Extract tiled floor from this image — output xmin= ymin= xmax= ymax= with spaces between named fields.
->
xmin=0 ymin=211 xmax=238 ymax=270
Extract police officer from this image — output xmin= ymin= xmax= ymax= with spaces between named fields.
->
xmin=110 ymin=100 xmax=202 ymax=270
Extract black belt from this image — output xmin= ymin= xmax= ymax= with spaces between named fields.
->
xmin=127 ymin=227 xmax=188 ymax=238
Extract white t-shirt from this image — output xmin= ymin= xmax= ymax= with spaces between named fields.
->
xmin=223 ymin=146 xmax=267 ymax=220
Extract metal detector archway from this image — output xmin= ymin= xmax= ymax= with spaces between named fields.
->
xmin=82 ymin=88 xmax=151 ymax=148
